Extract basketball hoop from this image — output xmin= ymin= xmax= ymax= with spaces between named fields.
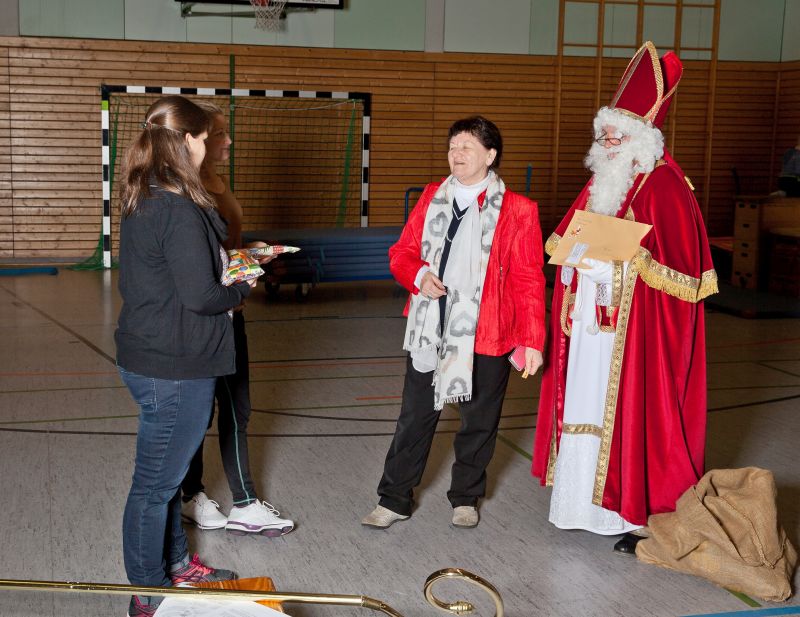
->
xmin=249 ymin=0 xmax=288 ymax=31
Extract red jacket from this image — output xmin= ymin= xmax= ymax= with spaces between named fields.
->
xmin=390 ymin=180 xmax=546 ymax=356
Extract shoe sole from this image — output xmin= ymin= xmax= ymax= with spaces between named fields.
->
xmin=361 ymin=517 xmax=409 ymax=529
xmin=181 ymin=514 xmax=226 ymax=530
xmin=226 ymin=525 xmax=294 ymax=537
xmin=452 ymin=522 xmax=479 ymax=529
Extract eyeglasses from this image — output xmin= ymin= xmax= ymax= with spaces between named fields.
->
xmin=595 ymin=132 xmax=624 ymax=147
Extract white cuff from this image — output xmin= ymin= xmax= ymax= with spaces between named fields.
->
xmin=414 ymin=265 xmax=431 ymax=290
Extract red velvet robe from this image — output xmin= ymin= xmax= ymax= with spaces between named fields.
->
xmin=531 ymin=153 xmax=718 ymax=526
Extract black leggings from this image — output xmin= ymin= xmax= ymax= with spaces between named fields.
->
xmin=182 ymin=311 xmax=258 ymax=505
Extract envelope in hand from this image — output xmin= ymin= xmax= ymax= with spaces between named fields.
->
xmin=548 ymin=209 xmax=652 ymax=268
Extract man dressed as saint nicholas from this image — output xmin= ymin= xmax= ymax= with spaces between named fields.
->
xmin=531 ymin=41 xmax=718 ymax=553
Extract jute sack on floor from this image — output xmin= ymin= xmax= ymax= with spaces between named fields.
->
xmin=636 ymin=467 xmax=797 ymax=601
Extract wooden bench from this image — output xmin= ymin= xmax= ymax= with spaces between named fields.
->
xmin=242 ymin=226 xmax=402 ymax=299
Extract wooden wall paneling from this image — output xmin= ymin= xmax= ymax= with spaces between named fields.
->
xmin=776 ymin=61 xmax=800 ymax=188
xmin=699 ymin=0 xmax=721 ymax=224
xmin=708 ymin=62 xmax=779 ymax=235
xmin=593 ymin=0 xmax=606 ymax=113
xmin=0 ymin=35 xmax=791 ymax=260
xmin=0 ymin=46 xmax=10 ymax=257
xmin=546 ymin=2 xmax=567 ymax=234
xmin=553 ymin=57 xmax=598 ymax=227
xmin=7 ymin=38 xmax=234 ymax=258
xmin=768 ymin=67 xmax=781 ymax=187
xmin=432 ymin=55 xmax=557 ymax=226
xmin=668 ymin=0 xmax=684 ymax=154
xmin=233 ymin=48 xmax=437 ymax=228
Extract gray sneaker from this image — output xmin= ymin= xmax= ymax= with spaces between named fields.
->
xmin=361 ymin=505 xmax=409 ymax=529
xmin=451 ymin=506 xmax=479 ymax=528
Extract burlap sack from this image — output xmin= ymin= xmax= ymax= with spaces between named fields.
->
xmin=636 ymin=467 xmax=797 ymax=601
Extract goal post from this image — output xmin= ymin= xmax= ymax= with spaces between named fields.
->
xmin=89 ymin=84 xmax=371 ymax=270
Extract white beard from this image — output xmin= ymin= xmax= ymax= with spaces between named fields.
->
xmin=584 ymin=108 xmax=665 ymax=217
xmin=585 ymin=141 xmax=639 ymax=216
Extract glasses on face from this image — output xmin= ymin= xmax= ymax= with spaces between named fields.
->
xmin=595 ymin=132 xmax=624 ymax=147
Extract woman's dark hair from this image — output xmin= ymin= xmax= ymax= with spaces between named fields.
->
xmin=120 ymin=95 xmax=213 ymax=216
xmin=447 ymin=116 xmax=503 ymax=170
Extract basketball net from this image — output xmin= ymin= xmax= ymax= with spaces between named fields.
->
xmin=250 ymin=0 xmax=288 ymax=31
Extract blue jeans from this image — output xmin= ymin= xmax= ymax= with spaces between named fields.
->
xmin=119 ymin=367 xmax=216 ymax=587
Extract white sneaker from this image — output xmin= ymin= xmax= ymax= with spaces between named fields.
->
xmin=361 ymin=505 xmax=409 ymax=529
xmin=225 ymin=500 xmax=294 ymax=537
xmin=181 ymin=492 xmax=227 ymax=530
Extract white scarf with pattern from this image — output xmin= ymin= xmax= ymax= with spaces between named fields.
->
xmin=403 ymin=172 xmax=505 ymax=409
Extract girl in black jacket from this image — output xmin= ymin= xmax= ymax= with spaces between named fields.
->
xmin=115 ymin=95 xmax=252 ymax=617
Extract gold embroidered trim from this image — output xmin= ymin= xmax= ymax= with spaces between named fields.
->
xmin=563 ymin=423 xmax=603 ymax=438
xmin=631 ymin=170 xmax=653 ymax=204
xmin=610 ymin=42 xmax=665 ymax=123
xmin=546 ymin=417 xmax=557 ymax=486
xmin=610 ymin=107 xmax=648 ymax=123
xmin=632 ymin=248 xmax=719 ymax=303
xmin=699 ymin=270 xmax=719 ymax=300
xmin=592 ymin=262 xmax=640 ymax=505
xmin=622 ymin=166 xmax=657 ymax=221
xmin=599 ymin=324 xmax=616 ymax=333
xmin=591 ymin=248 xmax=717 ymax=504
xmin=560 ymin=289 xmax=574 ymax=337
xmin=611 ymin=260 xmax=623 ymax=306
xmin=545 ymin=232 xmax=561 ymax=257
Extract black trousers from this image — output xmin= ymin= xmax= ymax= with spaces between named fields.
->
xmin=182 ymin=311 xmax=258 ymax=505
xmin=778 ymin=175 xmax=800 ymax=197
xmin=377 ymin=352 xmax=511 ymax=516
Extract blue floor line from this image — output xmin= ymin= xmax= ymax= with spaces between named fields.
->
xmin=0 ymin=267 xmax=58 ymax=276
xmin=683 ymin=606 xmax=800 ymax=617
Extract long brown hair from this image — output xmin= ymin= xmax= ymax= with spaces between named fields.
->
xmin=120 ymin=95 xmax=214 ymax=216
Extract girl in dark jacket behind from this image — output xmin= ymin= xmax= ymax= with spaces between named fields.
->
xmin=115 ymin=95 xmax=253 ymax=617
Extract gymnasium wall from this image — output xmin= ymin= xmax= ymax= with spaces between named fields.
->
xmin=777 ymin=60 xmax=800 ymax=165
xmin=0 ymin=35 xmax=789 ymax=260
xmin=9 ymin=0 xmax=794 ymax=62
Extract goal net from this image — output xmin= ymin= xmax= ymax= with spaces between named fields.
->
xmin=77 ymin=86 xmax=369 ymax=269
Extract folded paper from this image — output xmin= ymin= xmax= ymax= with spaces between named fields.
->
xmin=548 ymin=210 xmax=652 ymax=268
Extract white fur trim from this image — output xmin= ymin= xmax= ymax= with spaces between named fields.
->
xmin=592 ymin=107 xmax=664 ymax=175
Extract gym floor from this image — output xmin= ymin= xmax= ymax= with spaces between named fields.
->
xmin=0 ymin=269 xmax=798 ymax=617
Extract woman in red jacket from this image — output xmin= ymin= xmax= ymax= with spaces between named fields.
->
xmin=362 ymin=116 xmax=546 ymax=530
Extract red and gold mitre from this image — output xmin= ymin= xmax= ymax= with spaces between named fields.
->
xmin=609 ymin=41 xmax=683 ymax=129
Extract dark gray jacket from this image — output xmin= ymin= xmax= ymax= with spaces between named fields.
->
xmin=115 ymin=187 xmax=251 ymax=379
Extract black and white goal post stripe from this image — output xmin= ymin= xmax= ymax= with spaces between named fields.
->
xmin=100 ymin=84 xmax=371 ymax=269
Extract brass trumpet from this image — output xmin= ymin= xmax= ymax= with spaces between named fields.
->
xmin=0 ymin=567 xmax=503 ymax=616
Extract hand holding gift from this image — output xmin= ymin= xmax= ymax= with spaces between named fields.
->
xmin=246 ymin=244 xmax=301 ymax=263
xmin=222 ymin=249 xmax=265 ymax=287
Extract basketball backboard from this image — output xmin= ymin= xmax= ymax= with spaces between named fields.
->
xmin=177 ymin=0 xmax=344 ymax=8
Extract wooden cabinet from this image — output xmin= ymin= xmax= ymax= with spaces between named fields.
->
xmin=767 ymin=228 xmax=800 ymax=297
xmin=731 ymin=197 xmax=800 ymax=290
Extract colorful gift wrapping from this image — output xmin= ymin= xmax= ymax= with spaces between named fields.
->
xmin=194 ymin=576 xmax=284 ymax=612
xmin=247 ymin=245 xmax=301 ymax=258
xmin=222 ymin=249 xmax=265 ymax=286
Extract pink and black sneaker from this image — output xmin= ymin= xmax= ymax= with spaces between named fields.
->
xmin=127 ymin=596 xmax=160 ymax=617
xmin=170 ymin=553 xmax=237 ymax=585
